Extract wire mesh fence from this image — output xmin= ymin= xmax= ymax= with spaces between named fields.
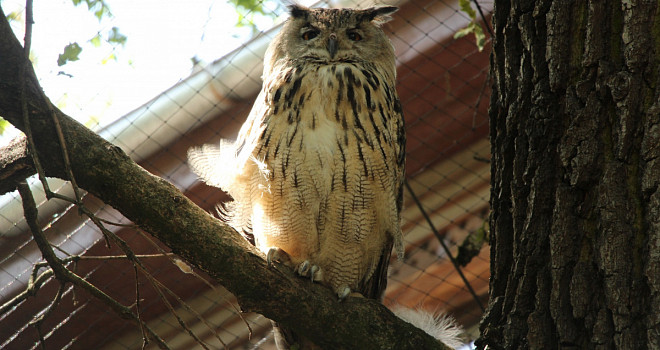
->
xmin=0 ymin=0 xmax=492 ymax=348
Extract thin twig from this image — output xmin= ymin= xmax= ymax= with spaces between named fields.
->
xmin=30 ymin=282 xmax=66 ymax=349
xmin=35 ymin=325 xmax=46 ymax=350
xmin=30 ymin=283 xmax=65 ymax=326
xmin=81 ymin=208 xmax=225 ymax=348
xmin=98 ymin=217 xmax=138 ymax=227
xmin=21 ymin=0 xmax=83 ymax=206
xmin=77 ymin=253 xmax=175 ymax=260
xmin=133 ymin=231 xmax=228 ymax=348
xmin=143 ymin=272 xmax=217 ymax=350
xmin=48 ymin=103 xmax=83 ymax=205
xmin=0 ymin=269 xmax=53 ymax=315
xmin=37 ymin=253 xmax=174 ymax=265
xmin=134 ymin=265 xmax=150 ymax=349
xmin=16 ymin=181 xmax=171 ymax=349
xmin=31 ymin=261 xmax=50 ymax=281
xmin=151 ymin=271 xmax=229 ymax=349
xmin=136 ymin=227 xmax=251 ymax=341
xmin=20 ymin=0 xmax=52 ymax=196
xmin=135 ymin=229 xmax=218 ymax=289
xmin=473 ymin=155 xmax=491 ymax=163
xmin=404 ymin=179 xmax=485 ymax=312
xmin=23 ymin=1 xmax=33 ymax=54
xmin=472 ymin=0 xmax=494 ymax=38
xmin=17 ymin=181 xmax=63 ymax=276
xmin=472 ymin=70 xmax=491 ymax=130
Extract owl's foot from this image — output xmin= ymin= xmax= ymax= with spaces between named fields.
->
xmin=296 ymin=260 xmax=323 ymax=282
xmin=336 ymin=285 xmax=352 ymax=300
xmin=266 ymin=247 xmax=292 ymax=266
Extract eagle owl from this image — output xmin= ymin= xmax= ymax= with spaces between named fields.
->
xmin=189 ymin=2 xmax=404 ymax=331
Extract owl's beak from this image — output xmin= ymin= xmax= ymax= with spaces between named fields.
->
xmin=327 ymin=33 xmax=338 ymax=59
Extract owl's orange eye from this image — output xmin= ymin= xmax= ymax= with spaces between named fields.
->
xmin=302 ymin=29 xmax=319 ymax=40
xmin=347 ymin=31 xmax=362 ymax=41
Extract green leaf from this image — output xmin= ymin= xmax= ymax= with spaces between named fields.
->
xmin=101 ymin=52 xmax=117 ymax=65
xmin=458 ymin=0 xmax=477 ymax=20
xmin=230 ymin=0 xmax=268 ymax=15
xmin=455 ymin=0 xmax=487 ymax=51
xmin=453 ymin=23 xmax=475 ymax=39
xmin=0 ymin=117 xmax=9 ymax=135
xmin=473 ymin=23 xmax=486 ymax=51
xmin=235 ymin=12 xmax=246 ymax=28
xmin=6 ymin=11 xmax=22 ymax=22
xmin=57 ymin=42 xmax=83 ymax=66
xmin=454 ymin=22 xmax=486 ymax=51
xmin=107 ymin=27 xmax=127 ymax=46
xmin=90 ymin=33 xmax=102 ymax=47
xmin=70 ymin=0 xmax=112 ymax=21
xmin=94 ymin=8 xmax=104 ymax=21
xmin=227 ymin=0 xmax=276 ymax=33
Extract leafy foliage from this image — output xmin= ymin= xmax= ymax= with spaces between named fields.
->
xmin=89 ymin=33 xmax=102 ymax=47
xmin=5 ymin=11 xmax=22 ymax=22
xmin=59 ymin=27 xmax=126 ymax=68
xmin=71 ymin=0 xmax=112 ymax=21
xmin=454 ymin=0 xmax=486 ymax=51
xmin=107 ymin=27 xmax=127 ymax=46
xmin=57 ymin=1 xmax=125 ymax=67
xmin=228 ymin=0 xmax=277 ymax=35
xmin=229 ymin=0 xmax=269 ymax=16
xmin=57 ymin=43 xmax=83 ymax=66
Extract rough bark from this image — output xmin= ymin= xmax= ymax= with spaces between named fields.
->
xmin=480 ymin=0 xmax=660 ymax=349
xmin=0 ymin=135 xmax=34 ymax=195
xmin=0 ymin=5 xmax=449 ymax=350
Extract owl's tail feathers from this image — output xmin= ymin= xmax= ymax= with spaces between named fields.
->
xmin=391 ymin=307 xmax=464 ymax=349
xmin=187 ymin=141 xmax=244 ymax=190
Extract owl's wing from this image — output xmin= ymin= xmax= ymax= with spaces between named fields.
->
xmin=390 ymin=100 xmax=407 ymax=262
xmin=188 ymin=88 xmax=269 ymax=192
xmin=187 ymin=143 xmax=230 ymax=188
xmin=188 ymin=90 xmax=269 ymax=240
xmin=358 ymin=239 xmax=394 ymax=300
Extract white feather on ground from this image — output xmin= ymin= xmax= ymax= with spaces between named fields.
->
xmin=391 ymin=307 xmax=464 ymax=349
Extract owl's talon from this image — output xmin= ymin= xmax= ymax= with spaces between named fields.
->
xmin=309 ymin=263 xmax=323 ymax=282
xmin=309 ymin=265 xmax=320 ymax=281
xmin=295 ymin=260 xmax=323 ymax=282
xmin=337 ymin=285 xmax=351 ymax=300
xmin=266 ymin=249 xmax=275 ymax=266
xmin=298 ymin=261 xmax=310 ymax=275
xmin=266 ymin=247 xmax=291 ymax=266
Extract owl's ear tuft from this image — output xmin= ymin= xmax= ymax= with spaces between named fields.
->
xmin=362 ymin=6 xmax=398 ymax=24
xmin=288 ymin=4 xmax=309 ymax=19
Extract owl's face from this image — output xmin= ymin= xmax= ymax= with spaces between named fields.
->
xmin=265 ymin=5 xmax=397 ymax=74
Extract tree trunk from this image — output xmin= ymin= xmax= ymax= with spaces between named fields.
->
xmin=480 ymin=1 xmax=660 ymax=349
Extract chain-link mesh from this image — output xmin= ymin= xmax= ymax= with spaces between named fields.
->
xmin=0 ymin=0 xmax=492 ymax=348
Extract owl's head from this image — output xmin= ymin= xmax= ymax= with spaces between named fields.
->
xmin=265 ymin=5 xmax=397 ymax=73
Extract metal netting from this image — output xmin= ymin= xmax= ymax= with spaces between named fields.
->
xmin=0 ymin=0 xmax=492 ymax=348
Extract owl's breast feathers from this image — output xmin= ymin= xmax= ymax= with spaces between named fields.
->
xmin=220 ymin=61 xmax=405 ymax=296
xmin=257 ymin=61 xmax=404 ymax=189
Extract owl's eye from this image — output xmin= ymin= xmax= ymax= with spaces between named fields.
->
xmin=302 ymin=29 xmax=320 ymax=40
xmin=347 ymin=30 xmax=362 ymax=41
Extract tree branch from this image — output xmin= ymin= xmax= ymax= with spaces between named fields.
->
xmin=0 ymin=267 xmax=52 ymax=316
xmin=16 ymin=181 xmax=170 ymax=349
xmin=0 ymin=135 xmax=34 ymax=195
xmin=0 ymin=5 xmax=448 ymax=349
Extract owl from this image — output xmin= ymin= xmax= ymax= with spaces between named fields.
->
xmin=188 ymin=4 xmax=405 ymax=346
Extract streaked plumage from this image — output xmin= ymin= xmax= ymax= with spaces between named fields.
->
xmin=188 ymin=5 xmax=405 ymax=348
